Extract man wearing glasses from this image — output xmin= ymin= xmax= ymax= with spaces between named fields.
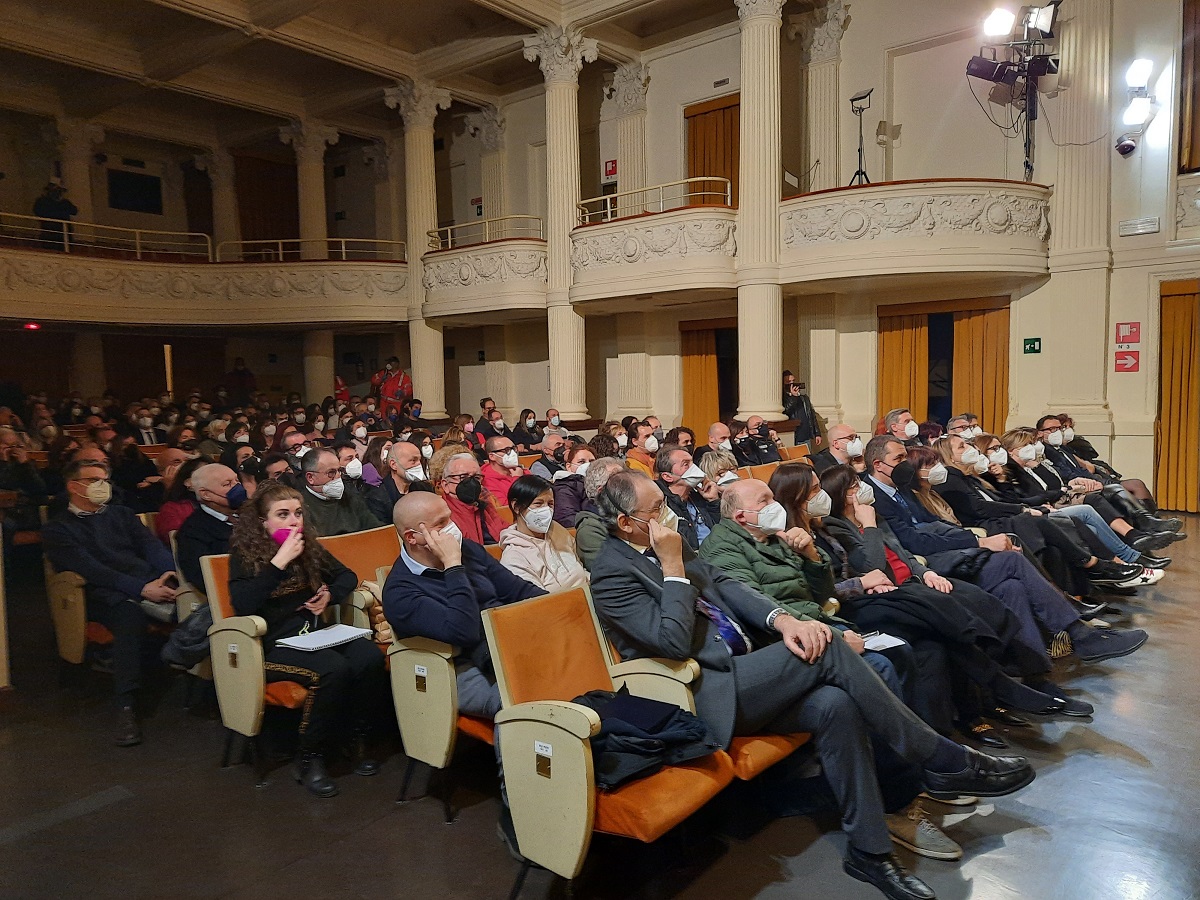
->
xmin=43 ymin=459 xmax=179 ymax=747
xmin=298 ymin=448 xmax=382 ymax=536
xmin=438 ymin=451 xmax=508 ymax=545
xmin=480 ymin=435 xmax=525 ymax=505
xmin=811 ymin=424 xmax=867 ymax=475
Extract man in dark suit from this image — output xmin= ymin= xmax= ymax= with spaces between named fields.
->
xmin=175 ymin=464 xmax=246 ymax=589
xmin=43 ymin=458 xmax=179 ymax=747
xmin=588 ymin=470 xmax=1034 ymax=900
xmin=810 ymin=423 xmax=866 ymax=475
xmin=131 ymin=406 xmax=167 ymax=446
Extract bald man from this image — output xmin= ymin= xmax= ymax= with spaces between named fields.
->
xmin=693 ymin=421 xmax=733 ymax=465
xmin=810 ymin=423 xmax=866 ymax=475
xmin=175 ymin=464 xmax=245 ymax=588
xmin=382 ymin=492 xmax=545 ymax=718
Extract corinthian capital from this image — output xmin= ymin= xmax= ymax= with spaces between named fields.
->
xmin=279 ymin=122 xmax=339 ymax=161
xmin=465 ymin=105 xmax=506 ymax=152
xmin=522 ymin=25 xmax=598 ymax=85
xmin=610 ymin=62 xmax=650 ymax=114
xmin=736 ymin=0 xmax=785 ymax=24
xmin=787 ymin=0 xmax=850 ymax=65
xmin=384 ymin=76 xmax=452 ymax=129
xmin=55 ymin=117 xmax=105 ymax=153
xmin=194 ymin=147 xmax=235 ymax=185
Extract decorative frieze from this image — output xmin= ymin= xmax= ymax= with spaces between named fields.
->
xmin=571 ymin=219 xmax=737 ymax=268
xmin=423 ymin=246 xmax=547 ymax=290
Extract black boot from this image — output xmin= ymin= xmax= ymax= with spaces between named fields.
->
xmin=351 ymin=728 xmax=381 ymax=777
xmin=295 ymin=752 xmax=339 ymax=798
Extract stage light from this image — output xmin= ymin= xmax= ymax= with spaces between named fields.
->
xmin=967 ymin=55 xmax=1019 ymax=85
xmin=1126 ymin=58 xmax=1154 ymax=89
xmin=1026 ymin=55 xmax=1059 ymax=77
xmin=1022 ymin=2 xmax=1061 ymax=38
xmin=23 ymin=322 xmax=40 ymax=330
xmin=1123 ymin=97 xmax=1153 ymax=126
xmin=984 ymin=7 xmax=1017 ymax=36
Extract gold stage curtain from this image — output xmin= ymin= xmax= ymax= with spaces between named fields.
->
xmin=877 ymin=314 xmax=929 ymax=424
xmin=1157 ymin=282 xmax=1200 ymax=512
xmin=952 ymin=306 xmax=1010 ymax=435
xmin=681 ymin=329 xmax=720 ymax=432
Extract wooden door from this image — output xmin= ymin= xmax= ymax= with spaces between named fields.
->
xmin=685 ymin=94 xmax=740 ymax=207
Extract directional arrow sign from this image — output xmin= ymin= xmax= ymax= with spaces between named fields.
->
xmin=1114 ymin=351 xmax=1140 ymax=372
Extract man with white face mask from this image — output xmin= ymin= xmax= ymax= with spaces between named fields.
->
xmin=44 ymin=458 xmax=179 ymax=747
xmin=655 ymin=445 xmax=721 ymax=551
xmin=693 ymin=421 xmax=734 ymax=464
xmin=299 ymin=448 xmax=382 ymax=536
xmin=383 ymin=490 xmax=545 ymax=721
xmin=884 ymin=408 xmax=922 ymax=447
xmin=624 ymin=421 xmax=659 ymax=477
xmin=811 ymin=423 xmax=867 ymax=475
xmin=481 ymin=435 xmax=526 ymax=505
xmin=367 ymin=439 xmax=430 ymax=524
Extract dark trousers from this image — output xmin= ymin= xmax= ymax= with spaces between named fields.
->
xmin=264 ymin=638 xmax=386 ymax=751
xmin=731 ymin=637 xmax=940 ymax=855
xmin=976 ymin=551 xmax=1077 ymax=658
xmin=87 ymin=593 xmax=149 ymax=703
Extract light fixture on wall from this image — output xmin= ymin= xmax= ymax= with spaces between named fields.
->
xmin=1122 ymin=58 xmax=1157 ymax=127
xmin=967 ymin=2 xmax=1062 ymax=182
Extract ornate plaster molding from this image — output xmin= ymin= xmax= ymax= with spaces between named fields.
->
xmin=522 ymin=25 xmax=598 ymax=85
xmin=787 ymin=0 xmax=850 ymax=65
xmin=279 ymin=122 xmax=339 ymax=162
xmin=0 ymin=253 xmax=407 ymax=307
xmin=423 ymin=245 xmax=547 ymax=290
xmin=781 ymin=190 xmax=1050 ymax=245
xmin=1176 ymin=175 xmax=1200 ymax=231
xmin=571 ymin=218 xmax=737 ymax=269
xmin=610 ymin=63 xmax=650 ymax=115
xmin=384 ymin=76 xmax=451 ymax=129
xmin=465 ymin=106 xmax=506 ymax=152
xmin=735 ymin=0 xmax=785 ymax=24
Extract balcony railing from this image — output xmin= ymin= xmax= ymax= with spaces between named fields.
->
xmin=0 ymin=211 xmax=212 ymax=260
xmin=216 ymin=238 xmax=406 ymax=262
xmin=427 ymin=215 xmax=544 ymax=251
xmin=576 ymin=177 xmax=732 ymax=226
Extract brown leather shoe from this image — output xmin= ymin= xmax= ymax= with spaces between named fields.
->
xmin=115 ymin=707 xmax=142 ymax=747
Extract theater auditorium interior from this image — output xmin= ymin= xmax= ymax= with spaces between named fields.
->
xmin=1 ymin=0 xmax=1199 ymax=897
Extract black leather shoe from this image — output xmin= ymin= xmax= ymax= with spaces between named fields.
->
xmin=844 ymin=846 xmax=936 ymax=900
xmin=295 ymin=752 xmax=339 ymax=798
xmin=988 ymin=707 xmax=1031 ymax=728
xmin=1070 ymin=596 xmax=1110 ymax=618
xmin=1086 ymin=560 xmax=1143 ymax=585
xmin=1141 ymin=515 xmax=1183 ymax=533
xmin=1073 ymin=627 xmax=1148 ymax=663
xmin=922 ymin=747 xmax=1035 ymax=801
xmin=1128 ymin=530 xmax=1176 ymax=553
xmin=1024 ymin=680 xmax=1095 ymax=717
xmin=115 ymin=706 xmax=142 ymax=747
xmin=1137 ymin=553 xmax=1172 ymax=569
xmin=961 ymin=718 xmax=1008 ymax=749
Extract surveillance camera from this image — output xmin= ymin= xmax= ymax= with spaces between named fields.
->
xmin=1115 ymin=134 xmax=1137 ymax=156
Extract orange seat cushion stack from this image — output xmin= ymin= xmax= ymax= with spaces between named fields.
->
xmin=264 ymin=682 xmax=309 ymax=708
xmin=593 ymin=751 xmax=734 ymax=842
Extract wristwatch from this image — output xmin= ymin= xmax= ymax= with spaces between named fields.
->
xmin=766 ymin=608 xmax=789 ymax=631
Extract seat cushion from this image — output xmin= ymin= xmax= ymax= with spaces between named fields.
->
xmin=264 ymin=681 xmax=308 ymax=708
xmin=85 ymin=622 xmax=114 ymax=645
xmin=456 ymin=714 xmax=495 ymax=745
xmin=727 ymin=733 xmax=810 ymax=780
xmin=593 ymin=751 xmax=734 ymax=843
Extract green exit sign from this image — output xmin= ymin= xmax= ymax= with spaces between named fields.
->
xmin=1023 ymin=338 xmax=1042 ymax=354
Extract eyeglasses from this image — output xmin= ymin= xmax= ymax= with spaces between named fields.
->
xmin=444 ymin=472 xmax=483 ymax=485
xmin=71 ymin=476 xmax=108 ymax=486
xmin=491 ymin=445 xmax=515 ymax=453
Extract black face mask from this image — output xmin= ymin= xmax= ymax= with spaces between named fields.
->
xmin=455 ymin=477 xmax=483 ymax=507
xmin=890 ymin=460 xmax=917 ymax=489
xmin=552 ymin=446 xmax=566 ymax=463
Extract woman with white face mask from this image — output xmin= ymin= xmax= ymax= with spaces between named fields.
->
xmin=551 ymin=446 xmax=595 ymax=527
xmin=499 ymin=475 xmax=589 ymax=592
xmin=697 ymin=449 xmax=741 ymax=493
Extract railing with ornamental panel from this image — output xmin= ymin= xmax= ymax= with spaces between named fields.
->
xmin=576 ymin=177 xmax=732 ymax=226
xmin=215 ymin=238 xmax=406 ymax=262
xmin=0 ymin=211 xmax=213 ymax=259
xmin=427 ymin=215 xmax=544 ymax=251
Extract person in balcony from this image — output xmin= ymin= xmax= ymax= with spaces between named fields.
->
xmin=33 ymin=179 xmax=78 ymax=249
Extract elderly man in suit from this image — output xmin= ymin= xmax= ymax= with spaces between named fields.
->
xmin=587 ymin=470 xmax=1035 ymax=900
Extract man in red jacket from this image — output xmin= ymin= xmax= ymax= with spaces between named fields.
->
xmin=371 ymin=357 xmax=412 ymax=421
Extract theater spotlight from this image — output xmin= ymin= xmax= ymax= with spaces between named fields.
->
xmin=983 ymin=7 xmax=1017 ymax=37
xmin=848 ymin=89 xmax=873 ymax=187
xmin=1022 ymin=2 xmax=1061 ymax=39
xmin=967 ymin=55 xmax=1019 ymax=84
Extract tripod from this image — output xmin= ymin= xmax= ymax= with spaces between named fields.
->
xmin=848 ymin=104 xmax=870 ymax=186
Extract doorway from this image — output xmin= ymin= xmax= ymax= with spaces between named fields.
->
xmin=681 ymin=318 xmax=739 ymax=430
xmin=685 ymin=94 xmax=740 ymax=207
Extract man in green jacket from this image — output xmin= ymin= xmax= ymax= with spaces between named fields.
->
xmin=300 ymin=448 xmax=383 ymax=536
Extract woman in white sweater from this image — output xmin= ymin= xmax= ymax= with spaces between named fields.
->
xmin=499 ymin=474 xmax=589 ymax=592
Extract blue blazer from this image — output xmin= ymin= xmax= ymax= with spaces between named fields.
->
xmin=863 ymin=474 xmax=978 ymax=558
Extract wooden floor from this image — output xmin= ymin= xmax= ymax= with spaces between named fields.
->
xmin=1 ymin=519 xmax=1199 ymax=900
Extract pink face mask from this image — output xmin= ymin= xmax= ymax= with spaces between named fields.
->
xmin=271 ymin=527 xmax=294 ymax=546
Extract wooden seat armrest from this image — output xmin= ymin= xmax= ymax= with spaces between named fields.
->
xmin=608 ymin=657 xmax=699 ymax=683
xmin=47 ymin=570 xmax=86 ymax=590
xmin=388 ymin=636 xmax=458 ymax=659
xmin=207 ymin=615 xmax=267 ymax=639
xmin=495 ymin=701 xmax=601 ymax=740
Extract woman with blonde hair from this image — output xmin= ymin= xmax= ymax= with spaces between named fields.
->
xmin=696 ymin=448 xmax=741 ymax=493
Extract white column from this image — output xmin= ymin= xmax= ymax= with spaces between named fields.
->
xmin=484 ymin=325 xmax=515 ymax=414
xmin=466 ymin=106 xmax=508 ymax=223
xmin=1037 ymin=0 xmax=1112 ymax=434
xmin=364 ymin=137 xmax=407 ymax=255
xmin=616 ymin=312 xmax=654 ymax=418
xmin=55 ymin=118 xmax=104 ymax=234
xmin=612 ymin=63 xmax=650 ymax=198
xmin=71 ymin=332 xmax=106 ymax=399
xmin=735 ymin=0 xmax=785 ymax=421
xmin=279 ymin=122 xmax=338 ymax=260
xmin=524 ymin=25 xmax=598 ymax=421
xmin=195 ymin=148 xmax=241 ymax=258
xmin=801 ymin=295 xmax=842 ymax=423
xmin=386 ymin=76 xmax=452 ymax=419
xmin=303 ymin=329 xmax=335 ymax=404
xmin=788 ymin=0 xmax=848 ymax=192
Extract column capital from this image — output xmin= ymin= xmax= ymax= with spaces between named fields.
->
xmin=279 ymin=121 xmax=339 ymax=162
xmin=361 ymin=139 xmax=395 ymax=179
xmin=736 ymin=0 xmax=785 ymax=25
xmin=523 ymin=25 xmax=598 ymax=86
xmin=787 ymin=0 xmax=850 ymax=64
xmin=384 ymin=76 xmax=452 ymax=130
xmin=194 ymin=147 xmax=235 ymax=184
xmin=611 ymin=62 xmax=650 ymax=115
xmin=465 ymin=105 xmax=506 ymax=152
xmin=55 ymin=117 xmax=105 ymax=152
